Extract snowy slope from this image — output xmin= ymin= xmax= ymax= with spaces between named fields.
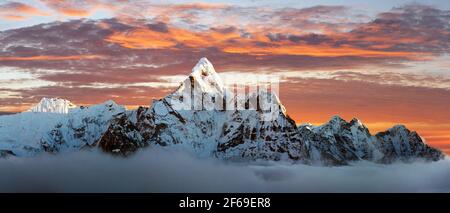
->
xmin=41 ymin=100 xmax=126 ymax=153
xmin=0 ymin=112 xmax=65 ymax=156
xmin=0 ymin=100 xmax=125 ymax=156
xmin=0 ymin=58 xmax=445 ymax=165
xmin=28 ymin=97 xmax=77 ymax=113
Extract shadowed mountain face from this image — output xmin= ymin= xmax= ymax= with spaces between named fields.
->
xmin=0 ymin=58 xmax=445 ymax=165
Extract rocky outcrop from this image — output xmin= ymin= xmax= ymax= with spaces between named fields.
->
xmin=40 ymin=101 xmax=126 ymax=153
xmin=94 ymin=58 xmax=445 ymax=165
xmin=374 ymin=125 xmax=444 ymax=163
xmin=0 ymin=150 xmax=15 ymax=158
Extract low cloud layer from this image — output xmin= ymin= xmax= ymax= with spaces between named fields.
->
xmin=0 ymin=148 xmax=449 ymax=192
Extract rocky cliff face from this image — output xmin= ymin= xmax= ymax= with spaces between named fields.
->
xmin=374 ymin=125 xmax=444 ymax=163
xmin=95 ymin=58 xmax=445 ymax=165
xmin=28 ymin=100 xmax=125 ymax=154
xmin=297 ymin=117 xmax=444 ymax=165
xmin=297 ymin=116 xmax=382 ymax=165
xmin=0 ymin=58 xmax=445 ymax=165
xmin=97 ymin=58 xmax=302 ymax=161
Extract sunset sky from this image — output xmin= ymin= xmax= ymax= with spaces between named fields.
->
xmin=0 ymin=0 xmax=449 ymax=153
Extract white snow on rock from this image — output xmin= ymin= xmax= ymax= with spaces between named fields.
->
xmin=0 ymin=112 xmax=65 ymax=156
xmin=0 ymin=99 xmax=126 ymax=156
xmin=166 ymin=57 xmax=226 ymax=111
xmin=190 ymin=57 xmax=225 ymax=94
xmin=0 ymin=58 xmax=445 ymax=165
xmin=28 ymin=97 xmax=77 ymax=113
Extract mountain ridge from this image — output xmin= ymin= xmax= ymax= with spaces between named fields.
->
xmin=0 ymin=58 xmax=445 ymax=165
xmin=28 ymin=97 xmax=77 ymax=113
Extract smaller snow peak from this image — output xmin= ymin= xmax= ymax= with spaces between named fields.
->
xmin=350 ymin=118 xmax=363 ymax=127
xmin=329 ymin=115 xmax=345 ymax=123
xmin=99 ymin=100 xmax=126 ymax=111
xmin=298 ymin=123 xmax=314 ymax=129
xmin=389 ymin=125 xmax=408 ymax=132
xmin=73 ymin=100 xmax=126 ymax=116
xmin=103 ymin=100 xmax=118 ymax=107
xmin=316 ymin=115 xmax=347 ymax=131
xmin=28 ymin=97 xmax=76 ymax=114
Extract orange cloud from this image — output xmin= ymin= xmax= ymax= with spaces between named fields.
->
xmin=221 ymin=42 xmax=420 ymax=58
xmin=40 ymin=0 xmax=117 ymax=17
xmin=0 ymin=2 xmax=49 ymax=20
xmin=105 ymin=26 xmax=424 ymax=59
xmin=105 ymin=28 xmax=177 ymax=49
xmin=1 ymin=14 xmax=25 ymax=20
xmin=105 ymin=3 xmax=448 ymax=60
xmin=105 ymin=26 xmax=243 ymax=49
xmin=57 ymin=7 xmax=91 ymax=17
xmin=0 ymin=55 xmax=104 ymax=61
xmin=170 ymin=3 xmax=229 ymax=11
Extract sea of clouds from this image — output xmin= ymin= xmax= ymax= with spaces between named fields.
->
xmin=0 ymin=148 xmax=449 ymax=192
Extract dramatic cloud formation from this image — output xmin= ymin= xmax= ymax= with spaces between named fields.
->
xmin=0 ymin=54 xmax=103 ymax=61
xmin=0 ymin=1 xmax=48 ymax=20
xmin=40 ymin=0 xmax=119 ymax=17
xmin=104 ymin=6 xmax=430 ymax=59
xmin=349 ymin=4 xmax=450 ymax=54
xmin=0 ymin=149 xmax=449 ymax=192
xmin=104 ymin=4 xmax=449 ymax=58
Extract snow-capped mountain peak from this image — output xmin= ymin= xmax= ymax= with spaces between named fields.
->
xmin=166 ymin=57 xmax=226 ymax=110
xmin=389 ymin=125 xmax=408 ymax=131
xmin=190 ymin=57 xmax=224 ymax=94
xmin=329 ymin=115 xmax=345 ymax=123
xmin=318 ymin=115 xmax=346 ymax=130
xmin=192 ymin=57 xmax=215 ymax=74
xmin=317 ymin=116 xmax=370 ymax=134
xmin=350 ymin=118 xmax=364 ymax=127
xmin=28 ymin=97 xmax=77 ymax=113
xmin=70 ymin=100 xmax=123 ymax=115
xmin=0 ymin=58 xmax=444 ymax=166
